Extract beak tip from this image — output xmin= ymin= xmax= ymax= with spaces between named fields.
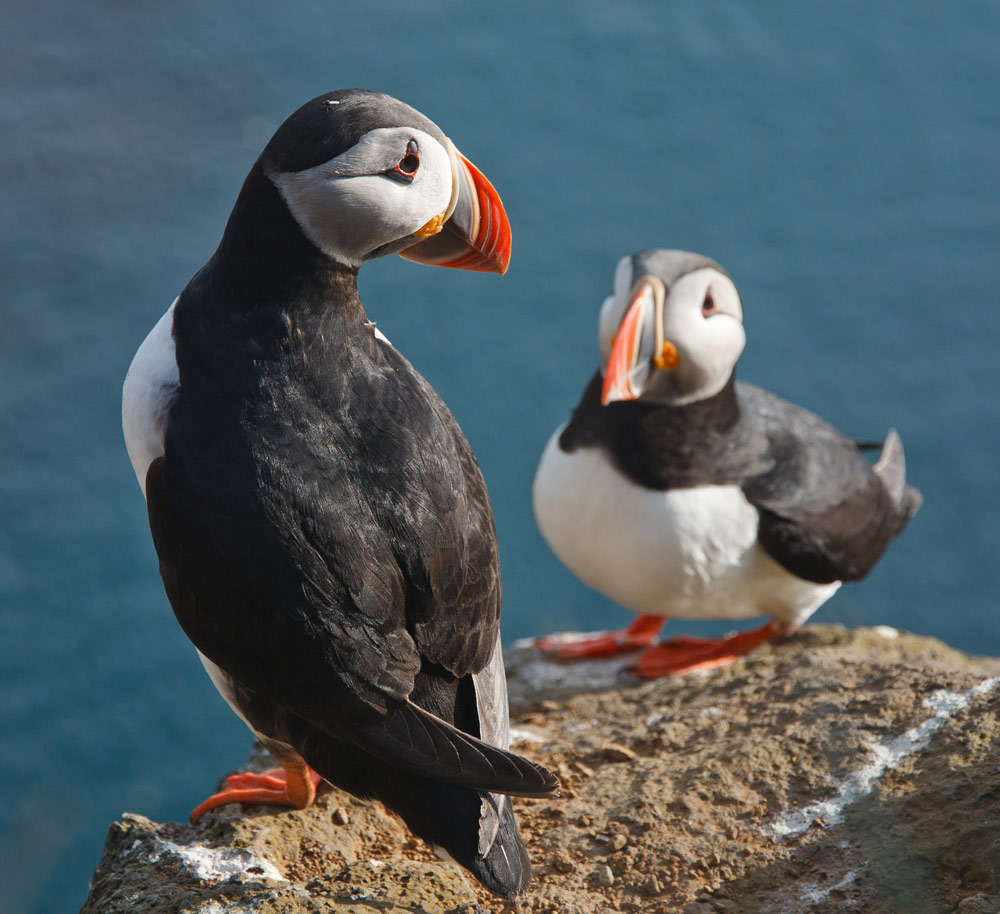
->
xmin=600 ymin=279 xmax=659 ymax=406
xmin=399 ymin=152 xmax=512 ymax=275
xmin=458 ymin=151 xmax=512 ymax=275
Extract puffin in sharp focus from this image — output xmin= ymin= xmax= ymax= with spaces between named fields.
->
xmin=122 ymin=89 xmax=557 ymax=897
xmin=533 ymin=249 xmax=922 ymax=677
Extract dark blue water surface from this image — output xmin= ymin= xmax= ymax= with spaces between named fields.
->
xmin=2 ymin=2 xmax=998 ymax=910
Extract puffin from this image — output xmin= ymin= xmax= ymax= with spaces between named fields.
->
xmin=121 ymin=89 xmax=557 ymax=898
xmin=533 ymin=249 xmax=922 ymax=678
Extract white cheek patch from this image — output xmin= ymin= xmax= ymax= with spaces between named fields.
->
xmin=319 ymin=128 xmax=401 ymax=177
xmin=662 ymin=269 xmax=746 ymax=402
xmin=709 ymin=273 xmax=743 ymax=322
xmin=597 ymin=256 xmax=634 ymax=361
xmin=597 ymin=294 xmax=618 ymax=363
xmin=612 ymin=254 xmax=633 ymax=298
xmin=272 ymin=128 xmax=453 ymax=267
xmin=699 ymin=317 xmax=746 ymax=388
xmin=319 ymin=127 xmax=453 ymax=202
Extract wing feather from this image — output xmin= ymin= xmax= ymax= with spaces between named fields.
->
xmin=737 ymin=386 xmax=916 ymax=583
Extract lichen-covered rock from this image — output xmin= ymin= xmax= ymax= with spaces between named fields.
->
xmin=80 ymin=776 xmax=481 ymax=913
xmin=82 ymin=625 xmax=1000 ymax=913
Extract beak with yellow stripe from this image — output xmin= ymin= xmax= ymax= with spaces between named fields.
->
xmin=401 ymin=140 xmax=511 ymax=274
xmin=598 ymin=251 xmax=746 ymax=408
xmin=601 ymin=275 xmax=678 ymax=404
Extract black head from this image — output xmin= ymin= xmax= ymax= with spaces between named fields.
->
xmin=212 ymin=89 xmax=511 ymax=290
xmin=598 ymin=249 xmax=745 ymax=406
xmin=259 ymin=89 xmax=447 ymax=176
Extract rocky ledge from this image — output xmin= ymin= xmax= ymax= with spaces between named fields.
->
xmin=82 ymin=625 xmax=1000 ymax=914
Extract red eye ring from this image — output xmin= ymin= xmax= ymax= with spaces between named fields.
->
xmin=395 ymin=154 xmax=419 ymax=177
xmin=701 ymin=293 xmax=716 ymax=317
xmin=394 ymin=140 xmax=420 ymax=178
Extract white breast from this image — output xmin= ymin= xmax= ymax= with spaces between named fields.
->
xmin=122 ymin=299 xmax=180 ymax=495
xmin=122 ymin=308 xmax=390 ymax=498
xmin=532 ymin=425 xmax=839 ymax=626
xmin=121 ymin=302 xmax=400 ymax=730
xmin=123 ymin=303 xmax=294 ymax=748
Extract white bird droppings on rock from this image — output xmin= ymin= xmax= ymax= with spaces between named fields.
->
xmin=148 ymin=834 xmax=286 ymax=883
xmin=799 ymin=869 xmax=857 ymax=904
xmin=765 ymin=675 xmax=1000 ymax=838
xmin=507 ymin=637 xmax=633 ymax=701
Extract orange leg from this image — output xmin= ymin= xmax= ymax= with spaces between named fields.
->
xmin=535 ymin=614 xmax=666 ymax=659
xmin=189 ymin=760 xmax=323 ymax=823
xmin=629 ymin=620 xmax=789 ymax=678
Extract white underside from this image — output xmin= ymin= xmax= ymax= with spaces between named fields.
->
xmin=122 ymin=299 xmax=274 ymax=744
xmin=122 ymin=300 xmax=180 ymax=494
xmin=122 ymin=304 xmax=393 ymax=497
xmin=532 ymin=425 xmax=839 ymax=626
xmin=197 ymin=650 xmax=275 ymax=741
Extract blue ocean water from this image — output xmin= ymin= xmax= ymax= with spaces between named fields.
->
xmin=1 ymin=2 xmax=997 ymax=910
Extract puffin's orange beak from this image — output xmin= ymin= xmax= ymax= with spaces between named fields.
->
xmin=601 ymin=282 xmax=655 ymax=405
xmin=400 ymin=150 xmax=511 ymax=275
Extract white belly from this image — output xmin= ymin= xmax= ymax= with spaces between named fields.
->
xmin=532 ymin=425 xmax=838 ymax=625
xmin=123 ymin=301 xmax=398 ymax=749
xmin=122 ymin=299 xmax=180 ymax=494
xmin=123 ymin=300 xmax=274 ymax=743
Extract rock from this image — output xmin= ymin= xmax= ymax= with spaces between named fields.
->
xmin=599 ymin=743 xmax=638 ymax=763
xmin=956 ymin=893 xmax=1000 ymax=914
xmin=595 ymin=864 xmax=615 ymax=887
xmin=552 ymin=853 xmax=576 ymax=874
xmin=79 ymin=793 xmax=477 ymax=913
xmin=82 ymin=625 xmax=1000 ymax=914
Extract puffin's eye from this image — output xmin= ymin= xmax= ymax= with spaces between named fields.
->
xmin=392 ymin=140 xmax=420 ymax=181
xmin=701 ymin=293 xmax=716 ymax=317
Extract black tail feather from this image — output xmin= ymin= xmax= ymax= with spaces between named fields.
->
xmin=344 ymin=700 xmax=558 ymax=798
xmin=466 ymin=797 xmax=532 ymax=898
xmin=388 ymin=779 xmax=532 ymax=898
xmin=278 ymin=716 xmax=536 ymax=896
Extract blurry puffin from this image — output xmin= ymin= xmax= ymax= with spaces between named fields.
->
xmin=122 ymin=89 xmax=557 ymax=898
xmin=533 ymin=249 xmax=921 ymax=677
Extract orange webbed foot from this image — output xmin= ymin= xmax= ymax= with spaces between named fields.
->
xmin=535 ymin=614 xmax=666 ymax=659
xmin=629 ymin=620 xmax=789 ymax=678
xmin=190 ymin=762 xmax=323 ymax=823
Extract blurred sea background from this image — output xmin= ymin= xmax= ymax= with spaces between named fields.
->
xmin=2 ymin=2 xmax=998 ymax=911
